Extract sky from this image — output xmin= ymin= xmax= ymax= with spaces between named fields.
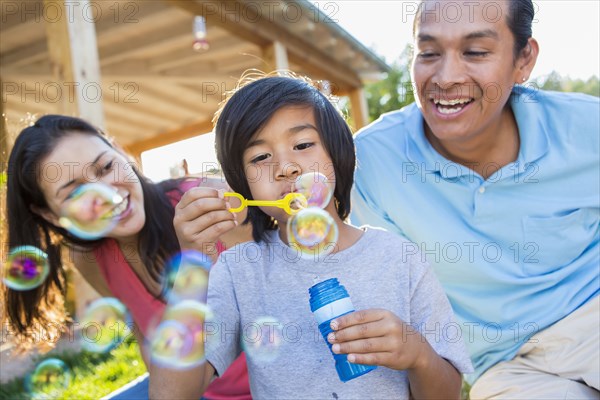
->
xmin=324 ymin=0 xmax=600 ymax=80
xmin=142 ymin=1 xmax=599 ymax=181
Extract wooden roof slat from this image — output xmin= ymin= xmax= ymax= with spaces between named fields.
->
xmin=99 ymin=25 xmax=230 ymax=67
xmin=124 ymin=119 xmax=214 ymax=156
xmin=148 ymin=36 xmax=255 ymax=72
xmin=166 ymin=0 xmax=362 ymax=90
xmin=138 ymin=83 xmax=219 ymax=115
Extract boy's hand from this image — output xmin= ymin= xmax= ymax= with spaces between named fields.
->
xmin=327 ymin=308 xmax=432 ymax=371
xmin=174 ymin=187 xmax=237 ymax=259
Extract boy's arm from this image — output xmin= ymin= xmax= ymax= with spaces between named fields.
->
xmin=328 ymin=309 xmax=461 ymax=399
xmin=149 ymin=362 xmax=215 ymax=400
xmin=407 ymin=343 xmax=461 ymax=399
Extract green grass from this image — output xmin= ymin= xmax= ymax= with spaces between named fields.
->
xmin=0 ymin=337 xmax=146 ymax=399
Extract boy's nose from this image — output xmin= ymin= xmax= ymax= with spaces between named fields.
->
xmin=276 ymin=161 xmax=301 ymax=181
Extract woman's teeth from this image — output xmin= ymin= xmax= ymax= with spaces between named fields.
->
xmin=107 ymin=197 xmax=129 ymax=218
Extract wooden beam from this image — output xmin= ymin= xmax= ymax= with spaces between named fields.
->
xmin=100 ymin=24 xmax=230 ymax=67
xmin=348 ymin=87 xmax=369 ymax=131
xmin=0 ymin=18 xmax=48 ymax=66
xmin=1 ymin=1 xmax=172 ymax=71
xmin=1 ymin=76 xmax=9 ymax=170
xmin=263 ymin=41 xmax=289 ymax=72
xmin=140 ymin=82 xmax=221 ymax=114
xmin=166 ymin=0 xmax=362 ymax=90
xmin=43 ymin=0 xmax=107 ymax=318
xmin=44 ymin=0 xmax=105 ymax=128
xmin=148 ymin=36 xmax=251 ymax=72
xmin=94 ymin=1 xmax=177 ymax=48
xmin=124 ymin=119 xmax=214 ymax=157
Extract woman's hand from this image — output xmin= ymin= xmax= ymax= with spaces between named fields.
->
xmin=173 ymin=187 xmax=237 ymax=260
xmin=327 ymin=308 xmax=429 ymax=371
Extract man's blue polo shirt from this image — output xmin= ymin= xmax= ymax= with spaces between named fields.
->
xmin=351 ymin=86 xmax=599 ymax=381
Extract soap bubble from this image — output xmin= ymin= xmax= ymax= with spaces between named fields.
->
xmin=3 ymin=246 xmax=49 ymax=291
xmin=58 ymin=183 xmax=124 ymax=240
xmin=287 ymin=208 xmax=339 ymax=260
xmin=165 ymin=250 xmax=211 ymax=304
xmin=292 ymin=172 xmax=334 ymax=209
xmin=150 ymin=300 xmax=212 ymax=369
xmin=288 ymin=207 xmax=334 ymax=246
xmin=150 ymin=320 xmax=195 ymax=367
xmin=242 ymin=316 xmax=284 ymax=363
xmin=25 ymin=358 xmax=72 ymax=399
xmin=80 ymin=297 xmax=132 ymax=353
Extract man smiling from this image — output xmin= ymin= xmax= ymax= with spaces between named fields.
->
xmin=352 ymin=0 xmax=599 ymax=398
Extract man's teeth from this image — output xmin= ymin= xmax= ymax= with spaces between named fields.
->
xmin=434 ymin=98 xmax=472 ymax=114
xmin=434 ymin=98 xmax=472 ymax=105
xmin=439 ymin=106 xmax=462 ymax=114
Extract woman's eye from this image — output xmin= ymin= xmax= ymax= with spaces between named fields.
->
xmin=102 ymin=160 xmax=114 ymax=172
xmin=295 ymin=142 xmax=314 ymax=150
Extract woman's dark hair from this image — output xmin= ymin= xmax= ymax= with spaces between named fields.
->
xmin=4 ymin=115 xmax=181 ymax=348
xmin=412 ymin=0 xmax=535 ymax=58
xmin=214 ymin=73 xmax=355 ymax=243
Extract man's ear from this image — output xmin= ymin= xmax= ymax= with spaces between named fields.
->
xmin=30 ymin=205 xmax=60 ymax=226
xmin=517 ymin=38 xmax=539 ymax=81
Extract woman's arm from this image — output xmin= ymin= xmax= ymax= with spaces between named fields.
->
xmin=149 ymin=358 xmax=215 ymax=399
xmin=71 ymin=249 xmax=153 ymax=369
xmin=69 ymin=248 xmax=112 ymax=297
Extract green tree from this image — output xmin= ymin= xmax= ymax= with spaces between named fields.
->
xmin=365 ymin=46 xmax=415 ymax=122
xmin=534 ymin=71 xmax=599 ymax=97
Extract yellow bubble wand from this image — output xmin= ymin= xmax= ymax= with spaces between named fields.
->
xmin=223 ymin=192 xmax=307 ymax=215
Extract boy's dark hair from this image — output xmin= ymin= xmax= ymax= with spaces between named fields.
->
xmin=214 ymin=74 xmax=356 ymax=243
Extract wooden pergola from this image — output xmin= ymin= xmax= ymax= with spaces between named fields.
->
xmin=1 ymin=0 xmax=389 ymax=317
xmin=1 ymin=0 xmax=389 ymax=163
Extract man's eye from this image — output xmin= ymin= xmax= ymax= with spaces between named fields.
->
xmin=418 ymin=52 xmax=438 ymax=59
xmin=465 ymin=51 xmax=489 ymax=57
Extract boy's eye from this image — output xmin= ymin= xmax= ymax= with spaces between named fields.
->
xmin=295 ymin=142 xmax=314 ymax=150
xmin=250 ymin=154 xmax=270 ymax=164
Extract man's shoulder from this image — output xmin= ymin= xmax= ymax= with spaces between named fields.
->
xmin=517 ymin=87 xmax=599 ymax=114
xmin=354 ymin=103 xmax=421 ymax=144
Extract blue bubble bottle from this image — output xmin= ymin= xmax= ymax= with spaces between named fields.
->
xmin=308 ymin=278 xmax=377 ymax=382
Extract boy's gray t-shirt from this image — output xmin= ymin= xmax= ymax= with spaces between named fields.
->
xmin=206 ymin=227 xmax=473 ymax=399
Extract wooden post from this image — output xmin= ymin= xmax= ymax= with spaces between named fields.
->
xmin=348 ymin=87 xmax=369 ymax=131
xmin=263 ymin=41 xmax=289 ymax=72
xmin=44 ymin=0 xmax=105 ymax=128
xmin=44 ymin=0 xmax=105 ymax=319
xmin=1 ymin=77 xmax=8 ymax=269
xmin=1 ymin=76 xmax=8 ymax=170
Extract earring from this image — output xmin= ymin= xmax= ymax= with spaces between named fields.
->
xmin=522 ymin=77 xmax=527 ymax=82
